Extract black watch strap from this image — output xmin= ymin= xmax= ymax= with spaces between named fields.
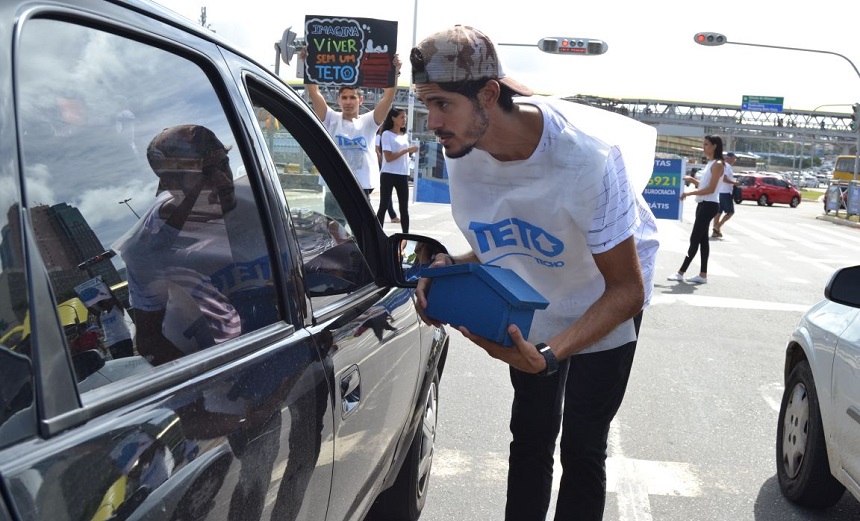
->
xmin=535 ymin=343 xmax=559 ymax=377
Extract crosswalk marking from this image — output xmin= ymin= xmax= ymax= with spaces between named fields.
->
xmin=650 ymin=294 xmax=811 ymax=312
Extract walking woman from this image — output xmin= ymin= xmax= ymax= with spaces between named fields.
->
xmin=667 ymin=135 xmax=724 ymax=284
xmin=376 ymin=107 xmax=417 ymax=233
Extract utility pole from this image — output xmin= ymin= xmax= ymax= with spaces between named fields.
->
xmin=199 ymin=6 xmax=215 ymax=32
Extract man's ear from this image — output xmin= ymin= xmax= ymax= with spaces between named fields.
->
xmin=480 ymin=80 xmax=501 ymax=108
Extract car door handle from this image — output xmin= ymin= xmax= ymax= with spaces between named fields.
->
xmin=341 ymin=365 xmax=361 ymax=418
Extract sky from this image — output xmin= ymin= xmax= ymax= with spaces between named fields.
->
xmin=153 ymin=0 xmax=860 ymax=114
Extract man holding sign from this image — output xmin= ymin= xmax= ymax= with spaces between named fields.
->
xmin=304 ymin=16 xmax=401 ymax=203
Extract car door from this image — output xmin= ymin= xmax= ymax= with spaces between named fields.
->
xmin=773 ymin=178 xmax=792 ymax=204
xmin=1 ymin=3 xmax=333 ymax=520
xmin=223 ymin=68 xmax=425 ymax=520
xmin=831 ymin=308 xmax=860 ymax=487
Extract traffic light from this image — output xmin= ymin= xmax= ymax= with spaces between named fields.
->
xmin=694 ymin=32 xmax=727 ymax=46
xmin=853 ymin=103 xmax=860 ymax=129
xmin=537 ymin=37 xmax=608 ymax=55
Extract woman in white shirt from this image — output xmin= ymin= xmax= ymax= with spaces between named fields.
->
xmin=667 ymin=135 xmax=724 ymax=284
xmin=376 ymin=108 xmax=418 ymax=232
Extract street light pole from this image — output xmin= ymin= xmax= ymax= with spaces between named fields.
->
xmin=694 ymin=33 xmax=860 ymax=182
xmin=118 ymin=198 xmax=140 ymax=219
xmin=407 ymin=0 xmax=418 ymax=200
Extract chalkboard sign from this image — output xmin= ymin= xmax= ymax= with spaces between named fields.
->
xmin=304 ymin=16 xmax=397 ymax=88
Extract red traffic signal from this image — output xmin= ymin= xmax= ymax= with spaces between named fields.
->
xmin=537 ymin=37 xmax=608 ymax=55
xmin=694 ymin=32 xmax=727 ymax=46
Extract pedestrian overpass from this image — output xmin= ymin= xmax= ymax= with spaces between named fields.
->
xmin=291 ymin=83 xmax=858 ymax=157
xmin=561 ymin=95 xmax=858 ymax=154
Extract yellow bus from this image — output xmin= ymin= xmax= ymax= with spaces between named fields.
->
xmin=832 ymin=155 xmax=859 ymax=182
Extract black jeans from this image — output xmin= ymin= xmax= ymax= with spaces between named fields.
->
xmin=363 ymin=188 xmax=397 ymax=219
xmin=505 ymin=312 xmax=642 ymax=521
xmin=679 ymin=201 xmax=720 ymax=274
xmin=376 ymin=172 xmax=409 ymax=233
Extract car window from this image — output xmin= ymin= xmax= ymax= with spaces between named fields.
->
xmin=16 ymin=19 xmax=281 ymax=388
xmin=0 ymin=185 xmax=35 ymax=449
xmin=246 ymin=85 xmax=374 ymax=313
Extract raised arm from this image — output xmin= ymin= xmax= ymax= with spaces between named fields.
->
xmin=305 ymin=83 xmax=329 ymax=122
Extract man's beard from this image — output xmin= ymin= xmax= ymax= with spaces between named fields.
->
xmin=442 ymin=100 xmax=489 ymax=159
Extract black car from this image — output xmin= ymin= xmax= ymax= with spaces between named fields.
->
xmin=0 ymin=1 xmax=448 ymax=520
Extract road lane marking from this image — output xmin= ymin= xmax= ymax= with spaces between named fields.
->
xmin=760 ymin=382 xmax=784 ymax=412
xmin=650 ymin=294 xmax=810 ymax=312
xmin=614 ymin=458 xmax=653 ymax=521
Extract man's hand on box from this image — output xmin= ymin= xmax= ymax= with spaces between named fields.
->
xmin=415 ymin=255 xmax=454 ymax=326
xmin=459 ymin=324 xmax=547 ymax=374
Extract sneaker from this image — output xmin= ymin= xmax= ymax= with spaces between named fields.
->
xmin=391 ymin=217 xmax=401 ymax=223
xmin=686 ymin=275 xmax=708 ymax=284
xmin=666 ymin=273 xmax=684 ymax=282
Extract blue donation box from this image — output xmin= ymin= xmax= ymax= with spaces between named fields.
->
xmin=422 ymin=264 xmax=549 ymax=346
xmin=643 ymin=158 xmax=685 ymax=220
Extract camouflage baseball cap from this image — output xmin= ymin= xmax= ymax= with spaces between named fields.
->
xmin=411 ymin=25 xmax=533 ymax=96
xmin=147 ymin=125 xmax=227 ymax=175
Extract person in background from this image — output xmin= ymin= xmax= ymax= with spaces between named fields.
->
xmin=305 ymin=54 xmax=401 ymax=206
xmin=95 ymin=296 xmax=134 ymax=358
xmin=411 ymin=25 xmax=659 ymax=520
xmin=711 ymin=151 xmax=737 ymax=238
xmin=376 ymin=107 xmax=418 ymax=233
xmin=667 ymin=135 xmax=724 ymax=284
xmin=375 ymin=127 xmax=400 ymax=223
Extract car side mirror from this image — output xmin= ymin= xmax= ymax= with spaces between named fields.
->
xmin=825 ymin=265 xmax=860 ymax=308
xmin=390 ymin=234 xmax=448 ymax=286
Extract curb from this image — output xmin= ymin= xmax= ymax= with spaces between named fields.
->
xmin=815 ymin=214 xmax=860 ymax=229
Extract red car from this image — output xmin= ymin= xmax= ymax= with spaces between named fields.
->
xmin=736 ymin=174 xmax=801 ymax=207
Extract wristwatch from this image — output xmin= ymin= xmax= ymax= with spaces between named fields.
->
xmin=535 ymin=343 xmax=559 ymax=377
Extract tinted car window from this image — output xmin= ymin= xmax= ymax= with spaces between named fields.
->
xmin=17 ymin=19 xmax=280 ymax=385
xmin=0 ymin=175 xmax=34 ymax=449
xmin=248 ymin=88 xmax=373 ymax=311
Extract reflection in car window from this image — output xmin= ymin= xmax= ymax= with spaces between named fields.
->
xmin=0 ymin=182 xmax=35 ymax=448
xmin=17 ymin=20 xmax=280 ymax=385
xmin=248 ymin=92 xmax=373 ymax=311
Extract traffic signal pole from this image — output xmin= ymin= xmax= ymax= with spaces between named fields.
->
xmin=694 ymin=32 xmax=860 ymax=182
xmin=498 ymin=37 xmax=608 ymax=56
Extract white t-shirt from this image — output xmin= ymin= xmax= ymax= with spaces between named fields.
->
xmin=718 ymin=162 xmax=735 ymax=194
xmin=323 ymin=108 xmax=380 ymax=189
xmin=100 ymin=305 xmax=133 ymax=345
xmin=115 ymin=180 xmax=272 ymax=353
xmin=380 ymin=130 xmax=411 ymax=175
xmin=446 ymin=97 xmax=659 ymax=354
xmin=696 ymin=160 xmax=722 ymax=202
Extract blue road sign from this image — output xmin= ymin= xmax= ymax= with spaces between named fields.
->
xmin=741 ymin=95 xmax=784 ymax=113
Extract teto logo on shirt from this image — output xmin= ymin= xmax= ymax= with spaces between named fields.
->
xmin=335 ymin=135 xmax=367 ymax=150
xmin=469 ymin=218 xmax=565 ymax=267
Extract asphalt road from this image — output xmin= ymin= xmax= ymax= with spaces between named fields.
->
xmin=386 ymin=193 xmax=860 ymax=521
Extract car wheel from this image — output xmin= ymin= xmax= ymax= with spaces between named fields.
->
xmin=776 ymin=361 xmax=845 ymax=507
xmin=369 ymin=372 xmax=439 ymax=521
xmin=758 ymin=194 xmax=768 ymax=206
xmin=790 ymin=196 xmax=800 ymax=208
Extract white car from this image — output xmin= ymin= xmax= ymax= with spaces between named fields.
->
xmin=777 ymin=265 xmax=860 ymax=507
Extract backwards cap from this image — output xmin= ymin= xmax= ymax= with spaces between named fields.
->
xmin=411 ymin=25 xmax=533 ymax=96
